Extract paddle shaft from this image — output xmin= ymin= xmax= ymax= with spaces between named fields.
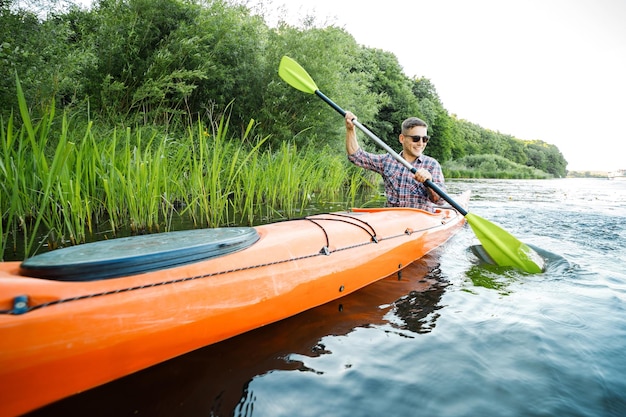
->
xmin=280 ymin=56 xmax=543 ymax=272
xmin=315 ymin=90 xmax=469 ymax=216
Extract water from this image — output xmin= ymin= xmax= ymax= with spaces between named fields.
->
xmin=28 ymin=178 xmax=626 ymax=417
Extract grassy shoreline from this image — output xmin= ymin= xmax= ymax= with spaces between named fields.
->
xmin=2 ymin=95 xmax=554 ymax=261
xmin=1 ymin=96 xmax=370 ymax=260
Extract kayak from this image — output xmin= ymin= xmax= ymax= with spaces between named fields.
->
xmin=0 ymin=193 xmax=468 ymax=416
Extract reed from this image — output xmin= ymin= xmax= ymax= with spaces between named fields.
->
xmin=99 ymin=127 xmax=122 ymax=233
xmin=121 ymin=128 xmax=165 ymax=233
xmin=185 ymin=114 xmax=239 ymax=227
xmin=1 ymin=92 xmax=370 ymax=260
xmin=16 ymin=77 xmax=75 ymax=254
xmin=0 ymin=114 xmax=20 ymax=258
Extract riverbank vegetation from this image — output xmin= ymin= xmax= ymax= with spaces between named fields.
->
xmin=1 ymin=0 xmax=568 ymax=259
xmin=1 ymin=85 xmax=367 ymax=259
xmin=567 ymin=171 xmax=612 ymax=179
xmin=443 ymin=155 xmax=553 ymax=179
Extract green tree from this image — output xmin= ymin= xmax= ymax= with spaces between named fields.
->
xmin=353 ymin=48 xmax=420 ymax=152
xmin=412 ymin=77 xmax=453 ymax=162
xmin=81 ymin=0 xmax=198 ymax=120
xmin=259 ymin=24 xmax=375 ymax=149
xmin=0 ymin=1 xmax=89 ymax=114
xmin=523 ymin=140 xmax=566 ymax=177
xmin=545 ymin=145 xmax=567 ymax=177
xmin=0 ymin=0 xmax=570 ymax=176
xmin=169 ymin=0 xmax=269 ymax=126
xmin=501 ymin=134 xmax=528 ymax=165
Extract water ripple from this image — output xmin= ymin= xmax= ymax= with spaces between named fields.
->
xmin=539 ymin=307 xmax=587 ymax=329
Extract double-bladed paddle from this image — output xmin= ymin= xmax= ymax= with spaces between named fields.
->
xmin=278 ymin=55 xmax=544 ymax=273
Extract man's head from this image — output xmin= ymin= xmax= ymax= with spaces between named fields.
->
xmin=399 ymin=117 xmax=429 ymax=161
xmin=401 ymin=117 xmax=428 ymax=133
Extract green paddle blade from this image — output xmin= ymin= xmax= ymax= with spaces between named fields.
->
xmin=465 ymin=213 xmax=545 ymax=273
xmin=278 ymin=56 xmax=318 ymax=94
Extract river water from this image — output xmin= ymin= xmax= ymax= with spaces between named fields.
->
xmin=28 ymin=178 xmax=626 ymax=417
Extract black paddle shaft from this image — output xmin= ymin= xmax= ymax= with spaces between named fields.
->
xmin=315 ymin=90 xmax=346 ymax=117
xmin=424 ymin=180 xmax=468 ymax=216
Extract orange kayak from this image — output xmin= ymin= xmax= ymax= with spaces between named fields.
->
xmin=0 ymin=194 xmax=467 ymax=416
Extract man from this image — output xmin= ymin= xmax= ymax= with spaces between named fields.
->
xmin=345 ymin=111 xmax=445 ymax=212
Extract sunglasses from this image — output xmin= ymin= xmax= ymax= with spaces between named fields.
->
xmin=403 ymin=134 xmax=430 ymax=144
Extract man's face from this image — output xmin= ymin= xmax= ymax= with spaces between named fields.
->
xmin=399 ymin=125 xmax=429 ymax=160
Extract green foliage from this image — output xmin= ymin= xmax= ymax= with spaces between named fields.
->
xmin=567 ymin=170 xmax=608 ymax=179
xmin=450 ymin=118 xmax=566 ymax=177
xmin=443 ymin=154 xmax=553 ymax=179
xmin=259 ymin=24 xmax=374 ymax=150
xmin=1 ymin=4 xmax=72 ymax=111
xmin=412 ymin=77 xmax=454 ymax=162
xmin=353 ymin=48 xmax=420 ymax=152
xmin=1 ymin=0 xmax=568 ymax=176
xmin=82 ymin=0 xmax=202 ymax=120
xmin=0 ymin=88 xmax=365 ymax=259
xmin=524 ymin=140 xmax=567 ymax=177
xmin=1 ymin=0 xmax=573 ymax=260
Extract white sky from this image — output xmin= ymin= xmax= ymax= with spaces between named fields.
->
xmin=264 ymin=0 xmax=626 ymax=172
xmin=77 ymin=0 xmax=626 ymax=172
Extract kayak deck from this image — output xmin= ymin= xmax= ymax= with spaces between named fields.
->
xmin=19 ymin=227 xmax=260 ymax=281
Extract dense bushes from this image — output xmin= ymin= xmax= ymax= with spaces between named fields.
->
xmin=1 ymin=0 xmax=567 ymax=176
xmin=1 ymin=90 xmax=365 ymax=259
xmin=1 ymin=0 xmax=570 ymax=258
xmin=443 ymin=155 xmax=552 ymax=179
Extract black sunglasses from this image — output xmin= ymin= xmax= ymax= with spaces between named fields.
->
xmin=403 ymin=134 xmax=430 ymax=143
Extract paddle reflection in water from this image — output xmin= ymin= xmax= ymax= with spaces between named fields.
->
xmin=27 ymin=252 xmax=450 ymax=417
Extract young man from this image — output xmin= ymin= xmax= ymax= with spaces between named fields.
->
xmin=344 ymin=111 xmax=445 ymax=212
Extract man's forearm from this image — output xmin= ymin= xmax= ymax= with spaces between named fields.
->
xmin=427 ymin=187 xmax=441 ymax=203
xmin=346 ymin=128 xmax=360 ymax=155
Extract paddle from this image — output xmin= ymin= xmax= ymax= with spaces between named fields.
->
xmin=278 ymin=55 xmax=545 ymax=273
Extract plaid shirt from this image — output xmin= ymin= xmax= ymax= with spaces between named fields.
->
xmin=348 ymin=148 xmax=446 ymax=212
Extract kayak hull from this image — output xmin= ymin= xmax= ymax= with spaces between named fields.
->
xmin=0 ymin=197 xmax=467 ymax=416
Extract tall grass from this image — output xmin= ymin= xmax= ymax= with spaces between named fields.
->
xmin=1 ymin=92 xmax=366 ymax=260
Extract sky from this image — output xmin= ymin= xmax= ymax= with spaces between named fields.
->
xmin=75 ymin=0 xmax=626 ymax=172
xmin=262 ymin=0 xmax=626 ymax=172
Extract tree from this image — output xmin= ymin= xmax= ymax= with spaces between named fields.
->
xmin=353 ymin=48 xmax=420 ymax=152
xmin=259 ymin=24 xmax=374 ymax=149
xmin=0 ymin=0 xmax=570 ymax=175
xmin=503 ymin=136 xmax=528 ymax=165
xmin=523 ymin=140 xmax=566 ymax=177
xmin=79 ymin=0 xmax=199 ymax=119
xmin=0 ymin=2 xmax=77 ymax=113
xmin=412 ymin=77 xmax=453 ymax=162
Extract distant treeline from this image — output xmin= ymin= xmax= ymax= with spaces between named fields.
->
xmin=443 ymin=154 xmax=553 ymax=179
xmin=567 ymin=171 xmax=611 ymax=179
xmin=1 ymin=0 xmax=566 ymax=177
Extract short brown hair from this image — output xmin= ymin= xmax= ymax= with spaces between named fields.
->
xmin=401 ymin=117 xmax=427 ymax=134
